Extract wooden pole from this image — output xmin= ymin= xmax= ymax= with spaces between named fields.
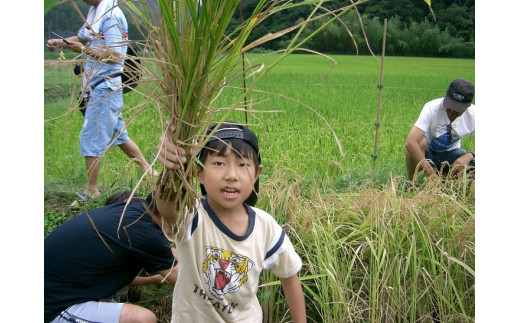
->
xmin=372 ymin=18 xmax=388 ymax=169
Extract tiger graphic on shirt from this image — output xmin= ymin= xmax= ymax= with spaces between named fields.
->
xmin=202 ymin=246 xmax=255 ymax=300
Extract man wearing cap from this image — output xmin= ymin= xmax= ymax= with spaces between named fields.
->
xmin=405 ymin=78 xmax=475 ymax=181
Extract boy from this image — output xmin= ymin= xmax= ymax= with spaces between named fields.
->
xmin=155 ymin=121 xmax=306 ymax=322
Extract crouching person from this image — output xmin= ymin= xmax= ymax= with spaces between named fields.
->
xmin=44 ymin=191 xmax=178 ymax=323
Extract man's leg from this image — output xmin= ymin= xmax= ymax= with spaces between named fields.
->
xmin=85 ymin=156 xmax=102 ymax=195
xmin=75 ymin=87 xmax=115 ymax=207
xmin=50 ymin=301 xmax=156 ymax=323
xmin=119 ymin=140 xmax=158 ymax=176
xmin=70 ymin=156 xmax=103 ymax=208
xmin=119 ymin=303 xmax=156 ymax=323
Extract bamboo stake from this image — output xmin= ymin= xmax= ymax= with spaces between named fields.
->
xmin=371 ymin=18 xmax=387 ymax=170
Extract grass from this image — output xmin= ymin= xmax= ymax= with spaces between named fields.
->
xmin=213 ymin=54 xmax=474 ymax=184
xmin=44 ymin=54 xmax=475 ymax=322
xmin=254 ymin=168 xmax=474 ymax=322
xmin=44 ymin=54 xmax=475 ymax=189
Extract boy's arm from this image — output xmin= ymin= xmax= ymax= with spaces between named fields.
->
xmin=280 ymin=274 xmax=307 ymax=323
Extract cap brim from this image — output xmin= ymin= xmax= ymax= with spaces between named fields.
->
xmin=443 ymin=96 xmax=471 ymax=113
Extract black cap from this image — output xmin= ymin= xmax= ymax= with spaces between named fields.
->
xmin=199 ymin=122 xmax=261 ymax=206
xmin=443 ymin=78 xmax=475 ymax=113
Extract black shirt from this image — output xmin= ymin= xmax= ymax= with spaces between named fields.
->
xmin=44 ymin=201 xmax=174 ymax=322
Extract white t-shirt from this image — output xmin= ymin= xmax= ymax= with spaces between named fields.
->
xmin=170 ymin=198 xmax=302 ymax=322
xmin=414 ymin=98 xmax=475 ymax=152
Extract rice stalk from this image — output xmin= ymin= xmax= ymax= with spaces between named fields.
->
xmin=258 ymin=169 xmax=474 ymax=321
xmin=122 ymin=0 xmax=365 ymax=240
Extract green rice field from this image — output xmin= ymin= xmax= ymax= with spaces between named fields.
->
xmin=44 ymin=54 xmax=475 ymax=191
xmin=44 ymin=54 xmax=475 ymax=322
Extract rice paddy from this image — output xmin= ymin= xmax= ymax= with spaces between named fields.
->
xmin=44 ymin=54 xmax=474 ymax=187
xmin=44 ymin=53 xmax=475 ymax=322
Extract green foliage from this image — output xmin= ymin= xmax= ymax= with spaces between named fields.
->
xmin=44 ymin=1 xmax=89 ymax=37
xmin=44 ymin=0 xmax=58 ymax=15
xmin=43 ymin=0 xmax=475 ymax=58
xmin=440 ymin=3 xmax=475 ymax=41
xmin=44 ymin=54 xmax=474 ymax=192
xmin=43 ymin=188 xmax=107 ymax=237
xmin=44 ymin=210 xmax=70 ymax=237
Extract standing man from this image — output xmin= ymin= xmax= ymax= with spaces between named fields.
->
xmin=46 ymin=0 xmax=157 ymax=208
xmin=405 ymin=78 xmax=475 ymax=181
xmin=44 ymin=191 xmax=178 ymax=323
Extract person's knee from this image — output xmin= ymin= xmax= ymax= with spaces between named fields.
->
xmin=119 ymin=304 xmax=156 ymax=323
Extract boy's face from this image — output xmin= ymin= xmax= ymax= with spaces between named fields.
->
xmin=198 ymin=146 xmax=262 ymax=213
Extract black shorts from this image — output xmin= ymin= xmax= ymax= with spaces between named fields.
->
xmin=425 ymin=146 xmax=475 ymax=172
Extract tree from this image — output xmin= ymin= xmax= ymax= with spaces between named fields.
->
xmin=44 ymin=1 xmax=89 ymax=39
xmin=44 ymin=0 xmax=475 ymax=58
xmin=419 ymin=20 xmax=441 ymax=56
xmin=438 ymin=4 xmax=474 ymax=42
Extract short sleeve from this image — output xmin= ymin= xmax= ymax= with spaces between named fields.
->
xmin=414 ymin=101 xmax=434 ymax=133
xmin=265 ymin=232 xmax=302 ymax=279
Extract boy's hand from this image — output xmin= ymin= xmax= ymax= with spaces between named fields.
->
xmin=157 ymin=123 xmax=187 ymax=169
